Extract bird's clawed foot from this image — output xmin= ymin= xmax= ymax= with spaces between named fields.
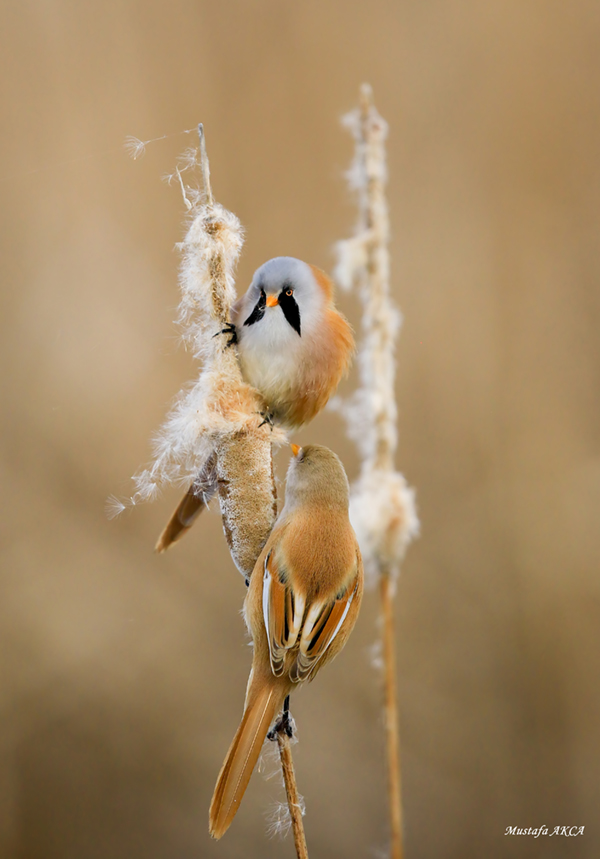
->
xmin=268 ymin=696 xmax=293 ymax=740
xmin=258 ymin=411 xmax=274 ymax=429
xmin=213 ymin=322 xmax=238 ymax=347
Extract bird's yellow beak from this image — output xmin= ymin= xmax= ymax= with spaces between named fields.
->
xmin=291 ymin=444 xmax=301 ymax=458
xmin=266 ymin=294 xmax=279 ymax=307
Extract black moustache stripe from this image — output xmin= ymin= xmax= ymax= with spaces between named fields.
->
xmin=278 ymin=290 xmax=301 ymax=336
xmin=243 ymin=289 xmax=266 ymax=326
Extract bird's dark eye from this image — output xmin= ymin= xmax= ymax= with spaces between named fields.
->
xmin=285 ymin=288 xmax=293 ymax=296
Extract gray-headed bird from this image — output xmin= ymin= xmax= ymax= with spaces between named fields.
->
xmin=156 ymin=258 xmax=354 ymax=553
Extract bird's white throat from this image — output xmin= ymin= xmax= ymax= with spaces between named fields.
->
xmin=238 ymin=307 xmax=304 ymax=399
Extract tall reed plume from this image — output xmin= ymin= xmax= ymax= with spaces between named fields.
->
xmin=127 ymin=126 xmax=282 ymax=578
xmin=335 ymin=85 xmax=419 ymax=859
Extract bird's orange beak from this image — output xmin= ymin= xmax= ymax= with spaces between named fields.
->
xmin=291 ymin=444 xmax=301 ymax=458
xmin=266 ymin=294 xmax=279 ymax=307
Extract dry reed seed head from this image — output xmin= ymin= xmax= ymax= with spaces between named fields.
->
xmin=129 ymin=192 xmax=251 ymax=506
xmin=333 ymin=86 xmax=420 ymax=575
xmin=177 ymin=203 xmax=244 ymax=351
xmin=333 ymin=234 xmax=370 ymax=292
xmin=335 ymin=99 xmax=391 ymax=297
xmin=349 ymin=469 xmax=419 ymax=586
xmin=341 ymin=104 xmax=389 ymax=194
xmin=216 ymin=428 xmax=279 ymax=578
xmin=131 ymin=382 xmax=218 ymax=503
xmin=130 ymin=346 xmax=279 ymax=506
xmin=335 ymin=385 xmax=397 ymax=468
xmin=123 ymin=133 xmax=280 ymax=592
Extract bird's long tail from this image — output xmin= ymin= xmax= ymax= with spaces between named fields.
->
xmin=209 ymin=681 xmax=284 ymax=839
xmin=155 ymin=451 xmax=217 ymax=552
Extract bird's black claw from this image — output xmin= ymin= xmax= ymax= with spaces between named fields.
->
xmin=213 ymin=323 xmax=238 ymax=347
xmin=258 ymin=412 xmax=274 ymax=429
xmin=268 ymin=696 xmax=293 ymax=740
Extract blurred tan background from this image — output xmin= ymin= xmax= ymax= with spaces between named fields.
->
xmin=1 ymin=2 xmax=599 ymax=857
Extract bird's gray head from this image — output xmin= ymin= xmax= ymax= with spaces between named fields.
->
xmin=242 ymin=257 xmax=329 ymax=338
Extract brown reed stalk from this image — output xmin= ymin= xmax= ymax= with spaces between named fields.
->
xmin=381 ymin=572 xmax=403 ymax=859
xmin=278 ymin=735 xmax=309 ymax=859
xmin=334 ymin=85 xmax=420 ymax=859
xmin=270 ymin=708 xmax=310 ymax=859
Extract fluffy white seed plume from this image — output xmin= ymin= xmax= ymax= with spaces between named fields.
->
xmin=350 ymin=470 xmax=419 ymax=583
xmin=105 ymin=494 xmax=127 ymax=520
xmin=129 ymin=125 xmax=281 ymax=576
xmin=266 ymin=796 xmax=306 ymax=840
xmin=334 ymin=85 xmax=419 ymax=585
xmin=123 ymin=135 xmax=148 ymax=160
xmin=132 ymin=194 xmax=246 ymax=501
xmin=124 ymin=127 xmax=197 ymax=161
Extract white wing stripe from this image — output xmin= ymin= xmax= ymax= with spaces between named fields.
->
xmin=325 ymin=583 xmax=357 ymax=653
xmin=262 ymin=553 xmax=277 ymax=673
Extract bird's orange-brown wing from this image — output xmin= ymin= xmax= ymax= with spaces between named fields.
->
xmin=262 ymin=543 xmax=361 ymax=683
xmin=291 ymin=569 xmax=360 ymax=682
xmin=262 ymin=547 xmax=305 ymax=676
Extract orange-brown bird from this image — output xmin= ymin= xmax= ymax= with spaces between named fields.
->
xmin=156 ymin=258 xmax=354 ymax=553
xmin=209 ymin=444 xmax=364 ymax=839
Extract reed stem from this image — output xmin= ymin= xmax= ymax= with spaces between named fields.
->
xmin=270 ymin=704 xmax=309 ymax=859
xmin=381 ymin=574 xmax=403 ymax=859
xmin=277 ymin=731 xmax=309 ymax=859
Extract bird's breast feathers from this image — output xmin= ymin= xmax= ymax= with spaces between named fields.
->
xmin=233 ymin=288 xmax=353 ymax=428
xmin=237 ymin=310 xmax=304 ymax=398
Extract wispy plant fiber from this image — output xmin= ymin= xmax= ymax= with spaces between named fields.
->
xmin=131 ymin=127 xmax=281 ymax=576
xmin=334 ymin=86 xmax=419 ymax=585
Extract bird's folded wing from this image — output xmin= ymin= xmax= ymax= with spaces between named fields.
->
xmin=262 ymin=548 xmax=305 ymax=676
xmin=291 ymin=574 xmax=360 ymax=683
xmin=262 ymin=546 xmax=360 ymax=683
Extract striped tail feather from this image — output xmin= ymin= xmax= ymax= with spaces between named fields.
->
xmin=209 ymin=683 xmax=284 ymax=839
